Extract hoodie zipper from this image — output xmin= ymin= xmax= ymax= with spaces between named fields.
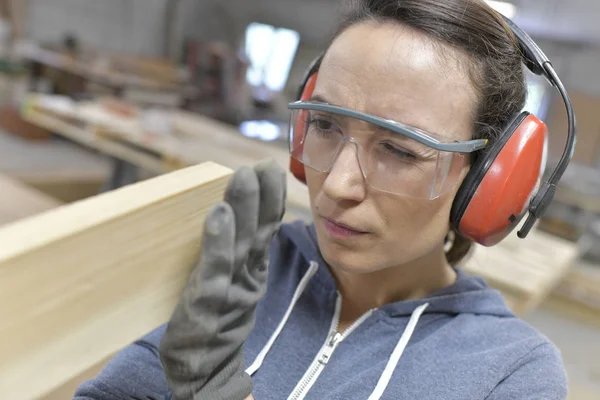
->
xmin=287 ymin=293 xmax=375 ymax=400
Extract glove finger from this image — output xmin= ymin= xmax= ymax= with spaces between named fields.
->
xmin=163 ymin=202 xmax=236 ymax=345
xmin=196 ymin=200 xmax=237 ymax=301
xmin=247 ymin=159 xmax=286 ymax=274
xmin=255 ymin=159 xmax=287 ymax=228
xmin=224 ymin=166 xmax=260 ymax=268
xmin=159 ymin=202 xmax=237 ymax=396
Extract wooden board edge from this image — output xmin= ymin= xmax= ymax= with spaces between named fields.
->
xmin=0 ymin=161 xmax=233 ymax=263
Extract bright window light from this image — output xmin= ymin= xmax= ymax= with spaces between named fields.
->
xmin=485 ymin=1 xmax=517 ymax=19
xmin=264 ymin=28 xmax=300 ymax=92
xmin=240 ymin=120 xmax=281 ymax=141
xmin=245 ymin=23 xmax=300 ymax=92
xmin=245 ymin=23 xmax=275 ymax=87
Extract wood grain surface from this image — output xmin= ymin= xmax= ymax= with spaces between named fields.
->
xmin=0 ymin=162 xmax=232 ymax=400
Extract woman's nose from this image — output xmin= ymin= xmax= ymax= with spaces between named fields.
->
xmin=321 ymin=141 xmax=367 ymax=203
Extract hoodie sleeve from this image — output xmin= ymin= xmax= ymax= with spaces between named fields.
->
xmin=485 ymin=342 xmax=568 ymax=400
xmin=73 ymin=324 xmax=172 ymax=400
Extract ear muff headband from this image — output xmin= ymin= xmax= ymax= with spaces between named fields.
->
xmin=499 ymin=16 xmax=576 ymax=240
xmin=452 ymin=15 xmax=575 ymax=246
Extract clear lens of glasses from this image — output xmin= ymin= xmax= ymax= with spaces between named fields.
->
xmin=289 ymin=108 xmax=468 ymax=199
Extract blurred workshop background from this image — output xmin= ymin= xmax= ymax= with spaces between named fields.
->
xmin=1 ymin=0 xmax=600 ymax=399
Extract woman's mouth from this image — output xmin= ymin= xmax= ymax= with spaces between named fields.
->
xmin=321 ymin=217 xmax=369 ymax=239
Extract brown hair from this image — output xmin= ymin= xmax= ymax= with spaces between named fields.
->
xmin=330 ymin=0 xmax=528 ymax=265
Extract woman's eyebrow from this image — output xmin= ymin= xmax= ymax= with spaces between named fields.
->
xmin=309 ymin=94 xmax=333 ymax=104
xmin=307 ymin=95 xmax=431 ymax=134
xmin=306 ymin=94 xmax=454 ymax=142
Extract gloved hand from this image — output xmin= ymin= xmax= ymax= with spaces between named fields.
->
xmin=158 ymin=159 xmax=287 ymax=400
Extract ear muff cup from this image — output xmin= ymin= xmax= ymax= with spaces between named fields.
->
xmin=290 ymin=72 xmax=319 ymax=184
xmin=450 ymin=112 xmax=548 ymax=247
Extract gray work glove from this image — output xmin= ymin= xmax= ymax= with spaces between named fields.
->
xmin=158 ymin=159 xmax=287 ymax=400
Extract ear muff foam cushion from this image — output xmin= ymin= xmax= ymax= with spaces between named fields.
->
xmin=451 ymin=112 xmax=548 ymax=246
xmin=290 ymin=72 xmax=319 ymax=183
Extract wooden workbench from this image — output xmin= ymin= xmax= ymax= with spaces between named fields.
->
xmin=20 ymin=94 xmax=311 ymax=214
xmin=464 ymin=226 xmax=580 ymax=315
xmin=21 ymin=101 xmax=175 ymax=175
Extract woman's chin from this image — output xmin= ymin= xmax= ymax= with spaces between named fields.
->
xmin=321 ymin=246 xmax=383 ymax=275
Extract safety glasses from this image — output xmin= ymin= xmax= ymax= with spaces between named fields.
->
xmin=288 ymin=100 xmax=488 ymax=199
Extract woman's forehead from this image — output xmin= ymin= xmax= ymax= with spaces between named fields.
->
xmin=315 ymin=22 xmax=477 ymax=141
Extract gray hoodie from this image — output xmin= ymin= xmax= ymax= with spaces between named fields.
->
xmin=74 ymin=220 xmax=568 ymax=400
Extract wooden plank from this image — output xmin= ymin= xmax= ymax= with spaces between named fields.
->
xmin=463 ymin=227 xmax=580 ymax=314
xmin=0 ymin=173 xmax=63 ymax=226
xmin=0 ymin=162 xmax=233 ymax=400
xmin=21 ymin=47 xmax=182 ymax=92
xmin=549 ymin=162 xmax=600 ymax=213
xmin=545 ymin=290 xmax=600 ymax=330
xmin=554 ymin=185 xmax=600 ymax=213
xmin=554 ymin=260 xmax=600 ymax=313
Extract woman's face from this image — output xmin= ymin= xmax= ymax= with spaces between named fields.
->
xmin=306 ymin=21 xmax=478 ymax=273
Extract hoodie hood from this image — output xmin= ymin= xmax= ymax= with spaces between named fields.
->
xmin=279 ymin=219 xmax=515 ymax=319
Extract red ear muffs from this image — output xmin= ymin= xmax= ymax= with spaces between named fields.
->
xmin=290 ymin=72 xmax=319 ymax=184
xmin=450 ymin=112 xmax=548 ymax=246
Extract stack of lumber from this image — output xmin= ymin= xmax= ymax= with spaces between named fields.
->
xmin=553 ymin=260 xmax=600 ymax=314
xmin=464 ymin=227 xmax=580 ymax=315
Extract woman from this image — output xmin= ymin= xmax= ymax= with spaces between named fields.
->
xmin=75 ymin=0 xmax=569 ymax=399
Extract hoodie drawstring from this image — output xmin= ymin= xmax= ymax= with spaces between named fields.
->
xmin=367 ymin=302 xmax=430 ymax=400
xmin=246 ymin=261 xmax=429 ymax=400
xmin=246 ymin=261 xmax=319 ymax=376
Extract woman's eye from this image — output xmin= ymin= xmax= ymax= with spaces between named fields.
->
xmin=314 ymin=119 xmax=332 ymax=130
xmin=307 ymin=116 xmax=339 ymax=136
xmin=382 ymin=142 xmax=416 ymax=160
